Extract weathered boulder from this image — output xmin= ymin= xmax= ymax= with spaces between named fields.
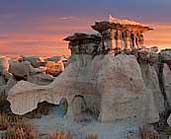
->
xmin=9 ymin=62 xmax=30 ymax=80
xmin=23 ymin=56 xmax=45 ymax=68
xmin=8 ymin=54 xmax=160 ymax=125
xmin=45 ymin=56 xmax=62 ymax=62
xmin=45 ymin=60 xmax=64 ymax=76
xmin=7 ymin=54 xmax=101 ymax=118
xmin=28 ymin=73 xmax=54 ymax=85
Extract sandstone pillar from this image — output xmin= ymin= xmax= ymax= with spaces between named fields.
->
xmin=139 ymin=33 xmax=144 ymax=48
xmin=114 ymin=30 xmax=119 ymax=49
xmin=126 ymin=31 xmax=131 ymax=50
xmin=111 ymin=30 xmax=117 ymax=50
xmin=122 ymin=31 xmax=128 ymax=50
xmin=115 ymin=30 xmax=122 ymax=49
xmin=130 ymin=32 xmax=135 ymax=49
xmin=135 ymin=33 xmax=140 ymax=49
xmin=102 ymin=29 xmax=112 ymax=52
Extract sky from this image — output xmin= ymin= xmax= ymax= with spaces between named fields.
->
xmin=0 ymin=0 xmax=171 ymax=57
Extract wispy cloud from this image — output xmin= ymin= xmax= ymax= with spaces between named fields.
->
xmin=57 ymin=16 xmax=80 ymax=21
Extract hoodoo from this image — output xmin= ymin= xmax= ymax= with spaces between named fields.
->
xmin=6 ymin=16 xmax=171 ymax=138
xmin=64 ymin=33 xmax=101 ymax=55
xmin=92 ymin=16 xmax=153 ymax=52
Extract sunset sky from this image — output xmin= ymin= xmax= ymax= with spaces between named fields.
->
xmin=0 ymin=0 xmax=171 ymax=57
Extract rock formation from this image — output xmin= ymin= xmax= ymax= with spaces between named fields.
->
xmin=45 ymin=60 xmax=64 ymax=77
xmin=5 ymin=16 xmax=171 ymax=134
xmin=91 ymin=15 xmax=153 ymax=53
xmin=64 ymin=33 xmax=101 ymax=55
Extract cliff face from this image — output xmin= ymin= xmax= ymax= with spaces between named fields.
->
xmin=98 ymin=54 xmax=159 ymax=124
xmin=7 ymin=53 xmax=162 ymax=125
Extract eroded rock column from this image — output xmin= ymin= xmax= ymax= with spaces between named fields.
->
xmin=102 ymin=29 xmax=112 ymax=52
xmin=139 ymin=33 xmax=144 ymax=48
xmin=117 ymin=30 xmax=122 ymax=49
xmin=111 ymin=30 xmax=117 ymax=50
xmin=126 ymin=30 xmax=131 ymax=50
xmin=130 ymin=32 xmax=135 ymax=49
xmin=122 ymin=30 xmax=131 ymax=50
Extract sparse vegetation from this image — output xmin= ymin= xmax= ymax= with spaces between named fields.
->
xmin=0 ymin=90 xmax=7 ymax=112
xmin=0 ymin=113 xmax=37 ymax=139
xmin=1 ymin=122 xmax=37 ymax=139
xmin=48 ymin=132 xmax=97 ymax=139
xmin=48 ymin=132 xmax=72 ymax=139
xmin=1 ymin=124 xmax=37 ymax=139
xmin=84 ymin=134 xmax=98 ymax=139
xmin=139 ymin=126 xmax=160 ymax=139
xmin=0 ymin=113 xmax=9 ymax=130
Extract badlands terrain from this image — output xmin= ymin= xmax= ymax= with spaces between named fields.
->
xmin=1 ymin=17 xmax=171 ymax=139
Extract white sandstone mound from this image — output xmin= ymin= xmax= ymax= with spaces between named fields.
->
xmin=139 ymin=63 xmax=165 ymax=117
xmin=98 ymin=54 xmax=159 ymax=124
xmin=163 ymin=64 xmax=171 ymax=107
xmin=7 ymin=54 xmax=160 ymax=125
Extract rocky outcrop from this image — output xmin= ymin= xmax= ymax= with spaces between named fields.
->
xmin=64 ymin=33 xmax=101 ymax=55
xmin=9 ymin=62 xmax=30 ymax=80
xmin=7 ymin=53 xmax=161 ymax=126
xmin=45 ymin=61 xmax=64 ymax=77
xmin=5 ymin=17 xmax=171 ymax=136
xmin=23 ymin=56 xmax=45 ymax=68
xmin=98 ymin=54 xmax=159 ymax=124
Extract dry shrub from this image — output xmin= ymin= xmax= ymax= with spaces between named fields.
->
xmin=139 ymin=126 xmax=160 ymax=139
xmin=1 ymin=121 xmax=37 ymax=139
xmin=48 ymin=132 xmax=72 ymax=139
xmin=0 ymin=114 xmax=37 ymax=139
xmin=25 ymin=102 xmax=50 ymax=119
xmin=0 ymin=113 xmax=9 ymax=130
xmin=48 ymin=133 xmax=98 ymax=139
xmin=0 ymin=90 xmax=7 ymax=111
xmin=84 ymin=134 xmax=98 ymax=139
xmin=0 ymin=113 xmax=22 ymax=130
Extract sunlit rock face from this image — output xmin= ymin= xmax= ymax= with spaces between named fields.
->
xmin=45 ymin=60 xmax=64 ymax=77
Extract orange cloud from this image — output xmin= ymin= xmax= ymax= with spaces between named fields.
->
xmin=0 ymin=15 xmax=171 ymax=57
xmin=145 ymin=23 xmax=171 ymax=49
xmin=0 ymin=33 xmax=69 ymax=57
